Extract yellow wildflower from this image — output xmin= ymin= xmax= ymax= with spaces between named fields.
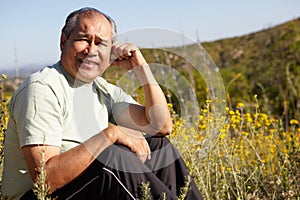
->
xmin=167 ymin=103 xmax=173 ymax=109
xmin=1 ymin=74 xmax=7 ymax=80
xmin=219 ymin=133 xmax=226 ymax=140
xmin=198 ymin=115 xmax=204 ymax=120
xmin=185 ymin=161 xmax=190 ymax=167
xmin=205 ymin=99 xmax=212 ymax=104
xmin=265 ymin=121 xmax=271 ymax=127
xmin=290 ymin=119 xmax=299 ymax=125
xmin=198 ymin=124 xmax=206 ymax=129
xmin=201 ymin=109 xmax=208 ymax=113
xmin=241 ymin=131 xmax=249 ymax=136
xmin=236 ymin=102 xmax=244 ymax=109
xmin=228 ymin=110 xmax=235 ymax=115
xmin=269 ymin=146 xmax=276 ymax=154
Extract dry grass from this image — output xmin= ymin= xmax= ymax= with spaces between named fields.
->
xmin=1 ymin=75 xmax=300 ymax=199
xmin=169 ymin=99 xmax=300 ymax=199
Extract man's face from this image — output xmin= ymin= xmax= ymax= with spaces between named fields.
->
xmin=60 ymin=13 xmax=113 ymax=83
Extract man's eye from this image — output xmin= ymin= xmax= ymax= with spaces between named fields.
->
xmin=96 ymin=42 xmax=108 ymax=47
xmin=75 ymin=38 xmax=89 ymax=43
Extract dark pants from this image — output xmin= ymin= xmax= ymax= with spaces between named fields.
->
xmin=21 ymin=137 xmax=203 ymax=200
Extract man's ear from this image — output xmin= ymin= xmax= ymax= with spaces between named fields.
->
xmin=60 ymin=33 xmax=67 ymax=51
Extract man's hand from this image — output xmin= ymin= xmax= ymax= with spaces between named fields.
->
xmin=110 ymin=43 xmax=147 ymax=70
xmin=108 ymin=125 xmax=151 ymax=163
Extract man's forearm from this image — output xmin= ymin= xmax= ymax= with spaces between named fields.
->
xmin=23 ymin=127 xmax=115 ymax=193
xmin=24 ymin=125 xmax=151 ymax=193
xmin=133 ymin=64 xmax=173 ymax=135
xmin=46 ymin=129 xmax=114 ymax=192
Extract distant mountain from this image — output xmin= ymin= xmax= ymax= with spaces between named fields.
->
xmin=1 ymin=65 xmax=42 ymax=78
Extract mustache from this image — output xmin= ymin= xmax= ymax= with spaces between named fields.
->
xmin=79 ymin=58 xmax=100 ymax=65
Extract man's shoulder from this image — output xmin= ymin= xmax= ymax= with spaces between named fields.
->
xmin=27 ymin=62 xmax=64 ymax=84
xmin=94 ymin=76 xmax=118 ymax=93
xmin=11 ymin=62 xmax=68 ymax=101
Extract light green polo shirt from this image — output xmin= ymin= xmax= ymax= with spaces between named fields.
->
xmin=1 ymin=62 xmax=136 ymax=199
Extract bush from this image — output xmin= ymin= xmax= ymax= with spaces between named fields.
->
xmin=169 ymin=99 xmax=300 ymax=199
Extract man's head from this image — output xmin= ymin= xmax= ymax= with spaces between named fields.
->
xmin=60 ymin=7 xmax=117 ymax=83
xmin=61 ymin=7 xmax=117 ymax=44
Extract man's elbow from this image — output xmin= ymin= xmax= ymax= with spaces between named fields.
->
xmin=157 ymin=120 xmax=173 ymax=136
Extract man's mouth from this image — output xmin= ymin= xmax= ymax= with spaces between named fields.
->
xmin=79 ymin=58 xmax=99 ymax=67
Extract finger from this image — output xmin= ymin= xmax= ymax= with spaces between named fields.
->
xmin=113 ymin=44 xmax=137 ymax=60
xmin=147 ymin=149 xmax=151 ymax=160
xmin=111 ymin=43 xmax=122 ymax=59
xmin=140 ymin=140 xmax=151 ymax=161
xmin=136 ymin=153 xmax=147 ymax=163
xmin=116 ymin=49 xmax=132 ymax=60
xmin=145 ymin=141 xmax=151 ymax=160
xmin=137 ymin=150 xmax=149 ymax=163
xmin=120 ymin=47 xmax=133 ymax=57
xmin=135 ymin=140 xmax=150 ymax=163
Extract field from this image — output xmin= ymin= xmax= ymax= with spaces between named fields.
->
xmin=1 ymin=72 xmax=300 ymax=200
xmin=169 ymin=100 xmax=300 ymax=199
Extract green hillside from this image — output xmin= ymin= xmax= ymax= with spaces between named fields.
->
xmin=113 ymin=18 xmax=300 ymax=121
xmin=202 ymin=18 xmax=300 ymax=118
xmin=201 ymin=18 xmax=300 ymax=119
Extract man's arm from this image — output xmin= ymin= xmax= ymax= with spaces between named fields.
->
xmin=22 ymin=125 xmax=150 ymax=193
xmin=110 ymin=43 xmax=173 ymax=136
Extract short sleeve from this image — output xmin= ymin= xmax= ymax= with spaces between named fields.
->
xmin=110 ymin=86 xmax=138 ymax=123
xmin=11 ymin=82 xmax=63 ymax=147
xmin=94 ymin=78 xmax=138 ymax=124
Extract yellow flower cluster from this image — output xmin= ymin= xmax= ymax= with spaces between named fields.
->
xmin=0 ymin=75 xmax=9 ymax=160
xmin=1 ymin=76 xmax=300 ymax=199
xmin=169 ymin=99 xmax=300 ymax=199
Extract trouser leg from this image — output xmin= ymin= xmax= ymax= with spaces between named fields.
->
xmin=97 ymin=136 xmax=202 ymax=199
xmin=145 ymin=137 xmax=203 ymax=200
xmin=21 ymin=137 xmax=202 ymax=200
xmin=19 ymin=160 xmax=132 ymax=200
xmin=96 ymin=138 xmax=179 ymax=200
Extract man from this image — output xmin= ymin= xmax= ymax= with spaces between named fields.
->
xmin=1 ymin=7 xmax=202 ymax=200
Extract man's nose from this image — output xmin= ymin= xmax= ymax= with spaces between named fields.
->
xmin=83 ymin=42 xmax=98 ymax=55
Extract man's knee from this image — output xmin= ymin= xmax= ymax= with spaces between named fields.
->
xmin=97 ymin=144 xmax=151 ymax=173
xmin=146 ymin=136 xmax=172 ymax=151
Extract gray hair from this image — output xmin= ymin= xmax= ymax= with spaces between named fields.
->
xmin=61 ymin=7 xmax=117 ymax=43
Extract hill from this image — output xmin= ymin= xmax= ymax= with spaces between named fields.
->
xmin=133 ymin=18 xmax=300 ymax=120
xmin=200 ymin=18 xmax=300 ymax=119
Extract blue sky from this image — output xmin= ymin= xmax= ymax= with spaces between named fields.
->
xmin=1 ymin=0 xmax=299 ymax=69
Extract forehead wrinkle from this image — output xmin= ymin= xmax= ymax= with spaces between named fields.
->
xmin=78 ymin=32 xmax=110 ymax=44
xmin=76 ymin=16 xmax=111 ymax=42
